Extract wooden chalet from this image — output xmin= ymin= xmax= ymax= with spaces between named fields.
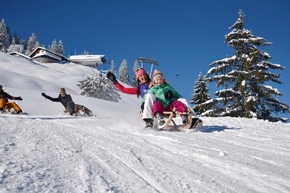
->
xmin=29 ymin=47 xmax=69 ymax=63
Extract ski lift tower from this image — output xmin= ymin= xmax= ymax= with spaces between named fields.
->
xmin=137 ymin=57 xmax=159 ymax=78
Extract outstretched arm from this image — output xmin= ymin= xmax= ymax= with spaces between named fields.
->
xmin=106 ymin=71 xmax=137 ymax=95
xmin=2 ymin=92 xmax=13 ymax=100
xmin=1 ymin=92 xmax=22 ymax=101
xmin=42 ymin=92 xmax=60 ymax=102
xmin=115 ymin=82 xmax=137 ymax=95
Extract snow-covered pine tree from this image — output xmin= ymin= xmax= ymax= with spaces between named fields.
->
xmin=206 ymin=10 xmax=289 ymax=122
xmin=83 ymin=50 xmax=89 ymax=55
xmin=57 ymin=40 xmax=64 ymax=55
xmin=110 ymin=60 xmax=117 ymax=75
xmin=7 ymin=37 xmax=24 ymax=53
xmin=191 ymin=72 xmax=214 ymax=116
xmin=19 ymin=38 xmax=26 ymax=51
xmin=78 ymin=71 xmax=121 ymax=102
xmin=118 ymin=59 xmax=130 ymax=85
xmin=26 ymin=33 xmax=39 ymax=55
xmin=131 ymin=59 xmax=140 ymax=87
xmin=50 ymin=39 xmax=58 ymax=53
xmin=11 ymin=32 xmax=22 ymax=45
xmin=0 ymin=19 xmax=10 ymax=52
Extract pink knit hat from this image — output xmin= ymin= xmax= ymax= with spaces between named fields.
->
xmin=153 ymin=69 xmax=163 ymax=81
xmin=135 ymin=68 xmax=147 ymax=80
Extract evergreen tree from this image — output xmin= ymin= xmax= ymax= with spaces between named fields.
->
xmin=26 ymin=33 xmax=39 ymax=55
xmin=132 ymin=59 xmax=140 ymax=86
xmin=7 ymin=37 xmax=24 ymax=53
xmin=12 ymin=32 xmax=22 ymax=44
xmin=83 ymin=50 xmax=89 ymax=55
xmin=206 ymin=10 xmax=289 ymax=122
xmin=78 ymin=71 xmax=121 ymax=102
xmin=50 ymin=39 xmax=57 ymax=53
xmin=109 ymin=60 xmax=116 ymax=75
xmin=118 ymin=59 xmax=130 ymax=85
xmin=6 ymin=26 xmax=12 ymax=46
xmin=11 ymin=37 xmax=15 ymax=45
xmin=19 ymin=38 xmax=26 ymax=51
xmin=191 ymin=72 xmax=213 ymax=116
xmin=57 ymin=40 xmax=64 ymax=55
xmin=0 ymin=19 xmax=10 ymax=52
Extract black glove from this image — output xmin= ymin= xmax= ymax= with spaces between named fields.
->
xmin=41 ymin=92 xmax=48 ymax=98
xmin=165 ymin=90 xmax=174 ymax=101
xmin=106 ymin=71 xmax=117 ymax=84
xmin=15 ymin=96 xmax=23 ymax=101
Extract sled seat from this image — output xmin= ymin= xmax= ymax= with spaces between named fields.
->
xmin=163 ymin=110 xmax=189 ymax=117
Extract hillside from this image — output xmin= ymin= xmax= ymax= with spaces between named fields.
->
xmin=1 ymin=52 xmax=290 ymax=193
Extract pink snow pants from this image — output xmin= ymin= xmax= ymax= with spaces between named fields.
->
xmin=152 ymin=100 xmax=187 ymax=116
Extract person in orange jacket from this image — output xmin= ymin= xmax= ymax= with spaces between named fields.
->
xmin=0 ymin=85 xmax=23 ymax=114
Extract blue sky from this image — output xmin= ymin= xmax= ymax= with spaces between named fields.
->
xmin=2 ymin=0 xmax=290 ymax=119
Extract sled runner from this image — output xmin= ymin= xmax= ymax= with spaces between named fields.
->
xmin=159 ymin=107 xmax=203 ymax=131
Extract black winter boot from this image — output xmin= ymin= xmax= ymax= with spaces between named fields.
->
xmin=144 ymin=119 xmax=153 ymax=128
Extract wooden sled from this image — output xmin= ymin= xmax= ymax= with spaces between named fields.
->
xmin=160 ymin=107 xmax=202 ymax=131
xmin=64 ymin=105 xmax=93 ymax=116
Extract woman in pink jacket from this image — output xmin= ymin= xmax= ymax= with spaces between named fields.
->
xmin=106 ymin=68 xmax=155 ymax=128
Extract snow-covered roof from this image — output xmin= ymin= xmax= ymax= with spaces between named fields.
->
xmin=29 ymin=47 xmax=69 ymax=62
xmin=9 ymin=52 xmax=32 ymax=60
xmin=69 ymin=54 xmax=107 ymax=66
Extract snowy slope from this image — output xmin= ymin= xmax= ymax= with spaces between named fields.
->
xmin=0 ymin=52 xmax=290 ymax=193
